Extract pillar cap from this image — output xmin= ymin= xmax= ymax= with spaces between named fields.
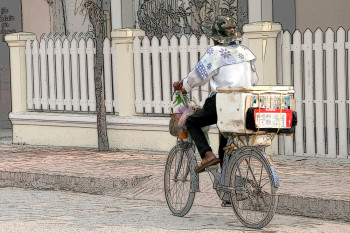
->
xmin=243 ymin=22 xmax=282 ymax=33
xmin=111 ymin=28 xmax=145 ymax=38
xmin=5 ymin=32 xmax=36 ymax=42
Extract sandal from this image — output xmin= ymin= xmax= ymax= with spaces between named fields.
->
xmin=195 ymin=158 xmax=220 ymax=173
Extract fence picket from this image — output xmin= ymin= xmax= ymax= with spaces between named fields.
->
xmin=26 ymin=40 xmax=34 ymax=109
xmin=86 ymin=38 xmax=96 ymax=112
xmin=336 ymin=27 xmax=347 ymax=158
xmin=151 ymin=36 xmax=162 ymax=113
xmin=292 ymin=30 xmax=304 ymax=156
xmin=111 ymin=42 xmax=118 ymax=113
xmin=143 ymin=37 xmax=152 ymax=113
xmin=26 ymin=40 xmax=33 ymax=110
xmin=71 ymin=39 xmax=80 ymax=111
xmin=134 ymin=37 xmax=143 ymax=113
xmin=276 ymin=31 xmax=283 ymax=86
xmin=277 ymin=31 xmax=285 ymax=155
xmin=314 ymin=29 xmax=326 ymax=156
xmin=47 ymin=39 xmax=56 ymax=110
xmin=199 ymin=35 xmax=210 ymax=105
xmin=189 ymin=35 xmax=200 ymax=103
xmin=39 ymin=39 xmax=49 ymax=110
xmin=348 ymin=30 xmax=350 ymax=159
xmin=303 ymin=29 xmax=315 ymax=156
xmin=55 ymin=39 xmax=64 ymax=110
xmin=79 ymin=39 xmax=88 ymax=111
xmin=325 ymin=28 xmax=336 ymax=158
xmin=63 ymin=39 xmax=72 ymax=111
xmin=170 ymin=36 xmax=179 ymax=106
xmin=103 ymin=38 xmax=113 ymax=113
xmin=179 ymin=35 xmax=188 ymax=82
xmin=32 ymin=40 xmax=41 ymax=110
xmin=160 ymin=36 xmax=171 ymax=114
xmin=281 ymin=31 xmax=294 ymax=155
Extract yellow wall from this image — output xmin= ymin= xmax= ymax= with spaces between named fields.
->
xmin=22 ymin=0 xmax=50 ymax=38
xmin=296 ymin=0 xmax=350 ymax=32
xmin=12 ymin=123 xmax=220 ymax=153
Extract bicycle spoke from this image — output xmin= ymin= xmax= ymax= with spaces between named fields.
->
xmin=244 ymin=157 xmax=251 ymax=187
xmin=260 ymin=179 xmax=272 ymax=189
xmin=229 ymin=149 xmax=277 ymax=228
xmin=258 ymin=191 xmax=270 ymax=208
xmin=164 ymin=146 xmax=196 ymax=216
xmin=258 ymin=164 xmax=263 ymax=186
xmin=245 ymin=157 xmax=258 ymax=184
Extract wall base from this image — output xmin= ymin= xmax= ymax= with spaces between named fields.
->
xmin=10 ymin=112 xmax=220 ymax=153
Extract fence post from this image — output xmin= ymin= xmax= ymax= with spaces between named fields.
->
xmin=243 ymin=22 xmax=282 ymax=156
xmin=111 ymin=29 xmax=145 ymax=117
xmin=5 ymin=32 xmax=36 ymax=113
xmin=243 ymin=22 xmax=282 ymax=85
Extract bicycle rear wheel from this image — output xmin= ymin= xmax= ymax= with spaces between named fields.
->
xmin=225 ymin=147 xmax=278 ymax=229
xmin=164 ymin=145 xmax=197 ymax=217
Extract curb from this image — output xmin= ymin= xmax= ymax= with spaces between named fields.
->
xmin=0 ymin=171 xmax=151 ymax=195
xmin=1 ymin=170 xmax=349 ymax=222
xmin=277 ymin=194 xmax=350 ymax=222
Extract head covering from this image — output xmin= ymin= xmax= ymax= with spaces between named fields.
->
xmin=201 ymin=15 xmax=242 ymax=44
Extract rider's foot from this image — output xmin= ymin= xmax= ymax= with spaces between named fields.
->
xmin=195 ymin=151 xmax=220 ymax=173
xmin=204 ymin=151 xmax=217 ymax=162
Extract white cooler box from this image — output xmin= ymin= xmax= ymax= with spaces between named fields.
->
xmin=216 ymin=86 xmax=295 ymax=134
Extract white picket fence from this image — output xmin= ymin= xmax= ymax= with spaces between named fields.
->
xmin=25 ymin=36 xmax=118 ymax=113
xmin=279 ymin=27 xmax=350 ymax=158
xmin=24 ymin=28 xmax=350 ymax=158
xmin=133 ymin=34 xmax=250 ymax=114
xmin=25 ymin=33 xmax=218 ymax=115
xmin=133 ymin=34 xmax=215 ymax=114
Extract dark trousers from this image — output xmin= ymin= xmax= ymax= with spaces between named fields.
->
xmin=185 ymin=94 xmax=227 ymax=162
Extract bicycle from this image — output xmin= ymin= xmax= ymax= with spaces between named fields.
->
xmin=164 ymin=88 xmax=283 ymax=229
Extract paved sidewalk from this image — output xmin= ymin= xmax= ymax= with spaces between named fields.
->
xmin=0 ymin=129 xmax=349 ymax=221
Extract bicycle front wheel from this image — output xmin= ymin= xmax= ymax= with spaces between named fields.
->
xmin=164 ymin=145 xmax=197 ymax=217
xmin=225 ymin=147 xmax=278 ymax=229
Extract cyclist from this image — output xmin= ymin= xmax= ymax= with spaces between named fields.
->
xmin=173 ymin=15 xmax=259 ymax=173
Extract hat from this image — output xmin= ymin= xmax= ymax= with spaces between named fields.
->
xmin=201 ymin=15 xmax=242 ymax=44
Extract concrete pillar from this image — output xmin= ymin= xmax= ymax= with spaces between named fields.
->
xmin=111 ymin=0 xmax=122 ymax=29
xmin=248 ymin=0 xmax=261 ymax=22
xmin=243 ymin=22 xmax=281 ymax=85
xmin=5 ymin=32 xmax=36 ymax=113
xmin=248 ymin=0 xmax=273 ymax=22
xmin=111 ymin=29 xmax=144 ymax=117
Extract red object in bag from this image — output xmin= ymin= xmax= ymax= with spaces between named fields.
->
xmin=254 ymin=109 xmax=293 ymax=128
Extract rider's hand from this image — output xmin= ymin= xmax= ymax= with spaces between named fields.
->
xmin=173 ymin=80 xmax=183 ymax=91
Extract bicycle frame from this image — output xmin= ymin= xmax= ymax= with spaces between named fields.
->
xmin=205 ymin=143 xmax=280 ymax=197
xmin=174 ymin=140 xmax=200 ymax=192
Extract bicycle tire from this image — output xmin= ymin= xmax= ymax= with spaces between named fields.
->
xmin=164 ymin=145 xmax=197 ymax=217
xmin=225 ymin=147 xmax=278 ymax=229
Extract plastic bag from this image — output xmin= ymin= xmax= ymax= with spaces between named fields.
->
xmin=178 ymin=106 xmax=193 ymax=127
xmin=173 ymin=104 xmax=193 ymax=127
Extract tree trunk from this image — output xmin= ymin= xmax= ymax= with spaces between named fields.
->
xmin=87 ymin=0 xmax=109 ymax=151
xmin=48 ymin=0 xmax=67 ymax=35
